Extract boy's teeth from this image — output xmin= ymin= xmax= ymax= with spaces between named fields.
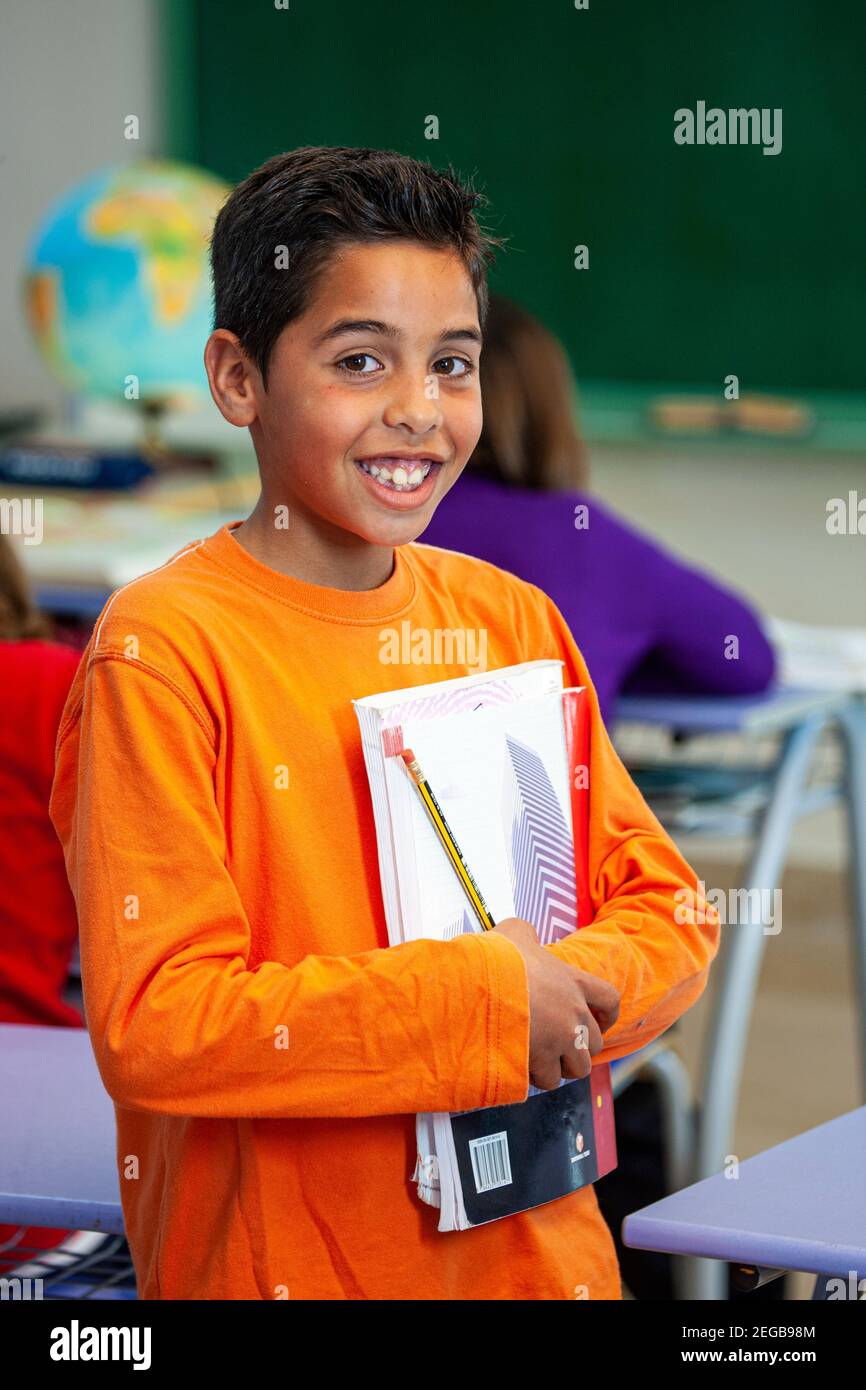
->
xmin=358 ymin=458 xmax=433 ymax=489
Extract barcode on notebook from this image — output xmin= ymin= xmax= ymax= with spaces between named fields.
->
xmin=468 ymin=1131 xmax=513 ymax=1193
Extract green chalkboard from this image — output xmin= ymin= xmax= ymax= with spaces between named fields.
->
xmin=170 ymin=0 xmax=866 ymax=395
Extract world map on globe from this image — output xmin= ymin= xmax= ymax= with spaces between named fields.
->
xmin=24 ymin=160 xmax=229 ymax=405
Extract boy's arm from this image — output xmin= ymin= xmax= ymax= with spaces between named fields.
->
xmin=531 ymin=590 xmax=721 ymax=1064
xmin=49 ymin=654 xmax=530 ymax=1120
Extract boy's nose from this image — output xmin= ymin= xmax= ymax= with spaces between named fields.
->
xmin=381 ymin=376 xmax=443 ymax=434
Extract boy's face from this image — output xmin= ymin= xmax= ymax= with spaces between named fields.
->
xmin=207 ymin=240 xmax=483 ymax=549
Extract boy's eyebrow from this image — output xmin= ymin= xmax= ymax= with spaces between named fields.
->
xmin=313 ymin=318 xmax=483 ymax=348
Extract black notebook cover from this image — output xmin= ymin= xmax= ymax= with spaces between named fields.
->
xmin=450 ymin=1064 xmax=615 ymax=1226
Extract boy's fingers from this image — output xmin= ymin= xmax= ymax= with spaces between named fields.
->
xmin=561 ymin=1047 xmax=592 ymax=1081
xmin=562 ymin=1010 xmax=602 ymax=1079
xmin=573 ymin=969 xmax=620 ymax=1033
xmin=575 ymin=1009 xmax=604 ymax=1056
xmin=530 ymin=1065 xmax=565 ymax=1092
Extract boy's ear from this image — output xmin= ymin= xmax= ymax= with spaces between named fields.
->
xmin=204 ymin=329 xmax=261 ymax=427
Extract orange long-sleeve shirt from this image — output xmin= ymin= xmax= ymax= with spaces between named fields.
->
xmin=49 ymin=521 xmax=719 ymax=1300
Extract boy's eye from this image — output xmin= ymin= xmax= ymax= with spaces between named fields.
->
xmin=335 ymin=353 xmax=475 ymax=379
xmin=336 ymin=353 xmax=382 ymax=375
xmin=434 ymin=356 xmax=474 ymax=377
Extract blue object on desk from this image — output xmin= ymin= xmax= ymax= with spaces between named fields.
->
xmin=0 ymin=443 xmax=154 ymax=490
xmin=622 ymin=1106 xmax=866 ymax=1291
xmin=35 ymin=583 xmax=112 ymax=620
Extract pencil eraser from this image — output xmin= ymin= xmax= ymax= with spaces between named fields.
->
xmin=382 ymin=725 xmax=404 ymax=757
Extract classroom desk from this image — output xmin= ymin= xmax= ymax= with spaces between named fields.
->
xmin=11 ymin=458 xmax=260 ymax=614
xmin=616 ymin=687 xmax=858 ymax=735
xmin=622 ymin=1106 xmax=866 ymax=1298
xmin=613 ymin=687 xmax=866 ymax=1300
xmin=0 ymin=1024 xmax=123 ymax=1234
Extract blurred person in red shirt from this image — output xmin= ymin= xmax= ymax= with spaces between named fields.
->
xmin=0 ymin=535 xmax=82 ymax=1026
xmin=0 ymin=533 xmax=84 ymax=1269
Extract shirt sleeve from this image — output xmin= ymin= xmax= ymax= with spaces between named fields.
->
xmin=530 ymin=588 xmax=722 ymax=1065
xmin=49 ymin=653 xmax=531 ymax=1120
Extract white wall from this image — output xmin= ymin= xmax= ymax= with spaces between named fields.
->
xmin=592 ymin=443 xmax=865 ymax=869
xmin=591 ymin=444 xmax=866 ymax=628
xmin=0 ymin=0 xmax=162 ymax=415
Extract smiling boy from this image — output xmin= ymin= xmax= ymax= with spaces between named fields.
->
xmin=50 ymin=146 xmax=719 ymax=1301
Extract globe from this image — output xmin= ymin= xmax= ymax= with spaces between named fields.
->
xmin=23 ymin=160 xmax=230 ymax=407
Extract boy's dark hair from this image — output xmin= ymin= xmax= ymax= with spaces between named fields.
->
xmin=210 ymin=145 xmax=504 ymax=388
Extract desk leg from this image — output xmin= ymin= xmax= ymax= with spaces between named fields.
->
xmin=683 ymin=714 xmax=828 ymax=1301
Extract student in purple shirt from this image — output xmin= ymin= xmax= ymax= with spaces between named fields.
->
xmin=421 ymin=295 xmax=779 ymax=1301
xmin=420 ymin=295 xmax=776 ymax=728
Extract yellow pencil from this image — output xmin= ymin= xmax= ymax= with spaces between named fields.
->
xmin=399 ymin=748 xmax=497 ymax=931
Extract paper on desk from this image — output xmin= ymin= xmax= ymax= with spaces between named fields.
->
xmin=768 ymin=616 xmax=866 ymax=692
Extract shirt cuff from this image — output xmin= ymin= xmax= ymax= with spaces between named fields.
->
xmin=474 ymin=930 xmax=531 ymax=1107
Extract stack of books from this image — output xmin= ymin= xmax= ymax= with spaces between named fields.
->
xmin=353 ymin=659 xmax=617 ymax=1231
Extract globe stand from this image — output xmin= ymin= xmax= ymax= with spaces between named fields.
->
xmin=138 ymin=398 xmax=217 ymax=476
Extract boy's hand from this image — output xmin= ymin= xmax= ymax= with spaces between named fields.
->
xmin=491 ymin=918 xmax=620 ymax=1091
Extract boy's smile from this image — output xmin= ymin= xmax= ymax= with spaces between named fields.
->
xmin=205 ymin=240 xmax=483 ymax=591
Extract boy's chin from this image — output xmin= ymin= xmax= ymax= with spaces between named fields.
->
xmin=346 ymin=488 xmax=443 ymax=545
xmin=352 ymin=508 xmax=436 ymax=547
